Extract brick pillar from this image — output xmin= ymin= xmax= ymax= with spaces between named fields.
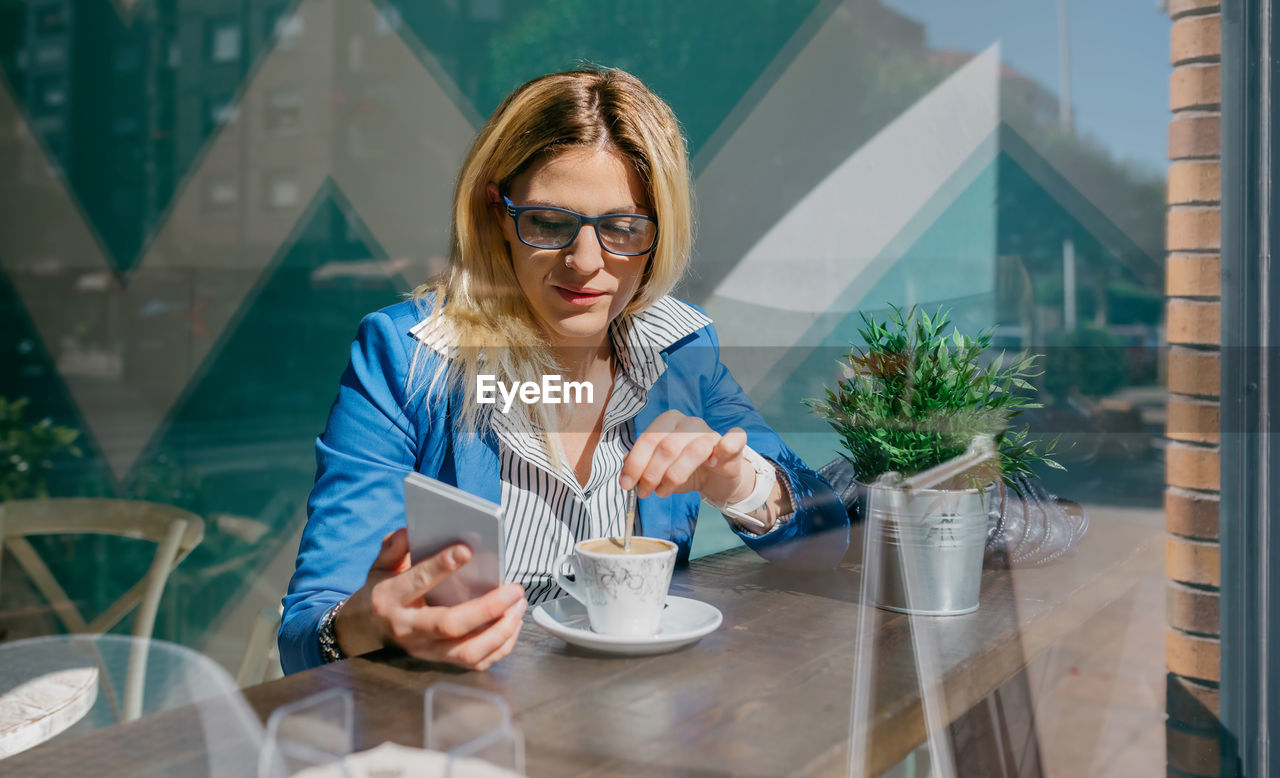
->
xmin=1165 ymin=1 xmax=1223 ymax=776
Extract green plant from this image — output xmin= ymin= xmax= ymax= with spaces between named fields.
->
xmin=1042 ymin=325 xmax=1129 ymax=403
xmin=807 ymin=306 xmax=1062 ymax=489
xmin=0 ymin=397 xmax=83 ymax=500
xmin=1105 ymin=281 xmax=1163 ymax=326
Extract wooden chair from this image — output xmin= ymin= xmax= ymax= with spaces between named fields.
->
xmin=235 ymin=604 xmax=284 ymax=687
xmin=0 ymin=498 xmax=204 ymax=720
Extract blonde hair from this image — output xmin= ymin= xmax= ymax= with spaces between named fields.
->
xmin=409 ymin=68 xmax=693 ymax=443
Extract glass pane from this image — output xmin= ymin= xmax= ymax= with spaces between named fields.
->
xmin=0 ymin=1 xmax=1219 ymax=775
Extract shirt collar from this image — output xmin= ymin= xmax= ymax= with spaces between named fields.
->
xmin=407 ymin=310 xmax=456 ymax=358
xmin=609 ymin=296 xmax=712 ymax=392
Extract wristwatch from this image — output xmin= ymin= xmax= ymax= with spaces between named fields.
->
xmin=318 ymin=599 xmax=347 ymax=663
xmin=706 ymin=445 xmax=777 ymax=529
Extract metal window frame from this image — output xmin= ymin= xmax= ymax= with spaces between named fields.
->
xmin=1220 ymin=0 xmax=1280 ymax=775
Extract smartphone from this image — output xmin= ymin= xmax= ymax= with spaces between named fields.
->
xmin=403 ymin=472 xmax=504 ymax=607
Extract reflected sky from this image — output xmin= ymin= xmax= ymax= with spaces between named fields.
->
xmin=885 ymin=0 xmax=1171 ymax=173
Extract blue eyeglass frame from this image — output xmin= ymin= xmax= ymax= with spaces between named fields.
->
xmin=501 ymin=195 xmax=658 ymax=257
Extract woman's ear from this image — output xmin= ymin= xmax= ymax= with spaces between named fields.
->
xmin=485 ymin=182 xmax=512 ymax=249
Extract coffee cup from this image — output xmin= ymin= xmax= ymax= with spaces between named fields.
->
xmin=553 ymin=537 xmax=677 ymax=637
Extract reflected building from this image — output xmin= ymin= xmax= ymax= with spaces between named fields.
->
xmin=16 ymin=2 xmax=73 ymax=184
xmin=172 ymin=0 xmax=321 ymax=257
xmin=858 ymin=0 xmax=925 ymax=56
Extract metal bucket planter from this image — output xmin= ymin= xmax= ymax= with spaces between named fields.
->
xmin=862 ymin=481 xmax=991 ymax=615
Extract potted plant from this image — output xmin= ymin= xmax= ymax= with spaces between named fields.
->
xmin=0 ymin=397 xmax=82 ymax=501
xmin=807 ymin=306 xmax=1061 ymax=614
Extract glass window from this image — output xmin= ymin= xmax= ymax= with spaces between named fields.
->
xmin=264 ymin=89 xmax=301 ymax=135
xmin=204 ymin=95 xmax=238 ymax=134
xmin=265 ymin=171 xmax=300 ymax=209
xmin=34 ymin=76 xmax=65 ymax=108
xmin=276 ymin=13 xmax=304 ymax=49
xmin=206 ymin=19 xmax=241 ymax=64
xmin=0 ymin=3 xmax=1253 ymax=775
xmin=205 ymin=177 xmax=238 ymax=210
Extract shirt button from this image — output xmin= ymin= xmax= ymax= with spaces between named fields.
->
xmin=583 ymin=489 xmax=593 ymax=499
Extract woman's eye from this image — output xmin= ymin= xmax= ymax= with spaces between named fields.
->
xmin=602 ymin=220 xmax=639 ymax=237
xmin=529 ymin=213 xmax=570 ymax=229
xmin=530 ymin=214 xmax=574 ymax=232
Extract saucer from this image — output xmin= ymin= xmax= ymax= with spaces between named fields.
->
xmin=532 ymin=596 xmax=722 ymax=656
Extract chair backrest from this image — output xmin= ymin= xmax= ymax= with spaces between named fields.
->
xmin=235 ymin=604 xmax=284 ymax=687
xmin=0 ymin=498 xmax=205 ymax=644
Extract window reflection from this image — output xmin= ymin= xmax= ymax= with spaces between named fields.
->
xmin=265 ymin=88 xmax=301 ymax=135
xmin=206 ymin=18 xmax=241 ymax=65
xmin=0 ymin=2 xmax=1184 ymax=774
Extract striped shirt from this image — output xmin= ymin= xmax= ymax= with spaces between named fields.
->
xmin=411 ymin=297 xmax=763 ymax=605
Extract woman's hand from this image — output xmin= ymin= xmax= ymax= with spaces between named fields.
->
xmin=620 ymin=410 xmax=755 ymax=504
xmin=334 ymin=528 xmax=526 ymax=671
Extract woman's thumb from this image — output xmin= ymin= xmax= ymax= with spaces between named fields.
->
xmin=373 ymin=528 xmax=411 ymax=571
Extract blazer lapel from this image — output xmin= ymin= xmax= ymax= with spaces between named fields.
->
xmin=452 ymin=427 xmax=501 ymax=505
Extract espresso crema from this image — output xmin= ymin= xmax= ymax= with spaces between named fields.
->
xmin=581 ymin=537 xmax=673 ymax=556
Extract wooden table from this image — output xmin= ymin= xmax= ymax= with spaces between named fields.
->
xmin=1 ymin=519 xmax=1161 ymax=777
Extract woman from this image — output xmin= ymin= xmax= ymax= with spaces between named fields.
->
xmin=279 ymin=68 xmax=849 ymax=674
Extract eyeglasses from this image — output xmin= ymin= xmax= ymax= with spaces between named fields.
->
xmin=502 ymin=196 xmax=658 ymax=257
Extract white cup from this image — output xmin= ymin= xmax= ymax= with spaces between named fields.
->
xmin=553 ymin=537 xmax=677 ymax=637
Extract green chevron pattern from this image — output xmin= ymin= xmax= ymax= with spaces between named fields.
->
xmin=0 ymin=0 xmax=1166 ymax=654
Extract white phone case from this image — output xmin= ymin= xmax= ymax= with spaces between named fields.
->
xmin=403 ymin=472 xmax=504 ymax=607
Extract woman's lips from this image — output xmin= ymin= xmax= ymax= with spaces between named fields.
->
xmin=553 ymin=285 xmax=608 ymax=306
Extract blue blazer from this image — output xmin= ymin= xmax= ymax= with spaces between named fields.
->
xmin=279 ymin=299 xmax=850 ymax=672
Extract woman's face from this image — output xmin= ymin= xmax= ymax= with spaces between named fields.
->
xmin=493 ymin=147 xmax=651 ymax=353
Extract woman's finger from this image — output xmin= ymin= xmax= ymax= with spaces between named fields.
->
xmin=475 ymin=610 xmax=526 ymax=671
xmin=389 ymin=544 xmax=470 ymax=604
xmin=439 ymin=599 xmax=527 ymax=668
xmin=654 ymin=433 xmax=718 ymax=496
xmin=710 ymin=427 xmax=748 ymax=468
xmin=634 ymin=433 xmax=694 ymax=497
xmin=425 ymin=583 xmax=526 ymax=640
xmin=621 ymin=410 xmax=684 ymax=490
xmin=630 ymin=416 xmax=717 ymax=497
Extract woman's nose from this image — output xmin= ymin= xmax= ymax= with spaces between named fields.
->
xmin=563 ymin=224 xmax=606 ymax=273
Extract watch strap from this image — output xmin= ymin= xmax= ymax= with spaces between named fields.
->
xmin=706 ymin=445 xmax=776 ymax=528
xmin=317 ymin=599 xmax=347 ymax=664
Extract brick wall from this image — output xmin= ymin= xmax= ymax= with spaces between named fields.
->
xmin=1165 ymin=1 xmax=1223 ymax=775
